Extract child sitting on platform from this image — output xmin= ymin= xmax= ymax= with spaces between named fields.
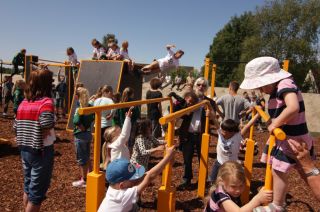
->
xmin=91 ymin=39 xmax=107 ymax=60
xmin=205 ymin=161 xmax=273 ymax=212
xmin=120 ymin=40 xmax=134 ymax=71
xmin=141 ymin=44 xmax=184 ymax=75
xmin=98 ymin=145 xmax=176 ymax=212
xmin=106 ymin=42 xmax=122 ymax=60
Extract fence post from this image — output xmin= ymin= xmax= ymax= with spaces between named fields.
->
xmin=211 ymin=64 xmax=216 ymax=98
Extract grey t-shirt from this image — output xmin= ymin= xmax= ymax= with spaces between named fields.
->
xmin=217 ymin=94 xmax=251 ymax=124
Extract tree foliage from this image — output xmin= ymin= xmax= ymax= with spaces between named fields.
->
xmin=207 ymin=0 xmax=320 ymax=87
xmin=102 ymin=34 xmax=118 ymax=48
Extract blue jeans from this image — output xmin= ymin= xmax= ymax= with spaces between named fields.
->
xmin=208 ymin=160 xmax=221 ymax=183
xmin=74 ymin=132 xmax=92 ymax=166
xmin=21 ymin=145 xmax=54 ymax=205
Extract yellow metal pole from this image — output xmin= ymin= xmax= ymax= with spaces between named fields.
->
xmin=204 ymin=58 xmax=210 ymax=81
xmin=211 ymin=64 xmax=216 ymax=98
xmin=158 ymin=99 xmax=176 ymax=212
xmin=265 ymin=135 xmax=276 ymax=190
xmin=241 ymin=110 xmax=256 ymax=203
xmin=282 ymin=60 xmax=289 ymax=72
xmin=86 ymin=112 xmax=105 ymax=212
xmin=197 ymin=108 xmax=211 ymax=198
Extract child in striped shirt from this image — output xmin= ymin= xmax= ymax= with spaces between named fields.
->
xmin=240 ymin=56 xmax=314 ymax=212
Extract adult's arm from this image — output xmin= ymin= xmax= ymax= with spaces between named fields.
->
xmin=287 ymin=139 xmax=320 ymax=201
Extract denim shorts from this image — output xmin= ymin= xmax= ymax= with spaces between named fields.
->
xmin=21 ymin=145 xmax=54 ymax=205
xmin=74 ymin=132 xmax=92 ymax=166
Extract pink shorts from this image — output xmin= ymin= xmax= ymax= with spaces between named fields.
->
xmin=260 ymin=134 xmax=314 ymax=173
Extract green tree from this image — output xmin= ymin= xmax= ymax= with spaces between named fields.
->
xmin=207 ymin=12 xmax=256 ymax=86
xmin=102 ymin=34 xmax=118 ymax=48
xmin=239 ymin=0 xmax=320 ymax=86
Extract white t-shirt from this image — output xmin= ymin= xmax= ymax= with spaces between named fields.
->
xmin=93 ymin=47 xmax=107 ymax=59
xmin=108 ymin=116 xmax=131 ymax=161
xmin=68 ymin=52 xmax=78 ymax=66
xmin=216 ymin=131 xmax=242 ymax=164
xmin=107 ymin=48 xmax=120 ymax=59
xmin=157 ymin=49 xmax=179 ymax=71
xmin=98 ymin=186 xmax=138 ymax=212
xmin=93 ymin=97 xmax=114 ymax=128
xmin=120 ymin=48 xmax=130 ymax=60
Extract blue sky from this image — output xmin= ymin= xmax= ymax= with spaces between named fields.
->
xmin=0 ymin=0 xmax=265 ymax=70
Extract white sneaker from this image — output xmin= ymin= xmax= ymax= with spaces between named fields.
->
xmin=72 ymin=179 xmax=86 ymax=187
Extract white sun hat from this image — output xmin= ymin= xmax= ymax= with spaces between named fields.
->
xmin=240 ymin=56 xmax=292 ymax=90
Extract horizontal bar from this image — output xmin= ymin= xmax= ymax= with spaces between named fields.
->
xmin=32 ymin=62 xmax=77 ymax=68
xmin=159 ymin=100 xmax=211 ymax=125
xmin=38 ymin=58 xmax=65 ymax=64
xmin=79 ymin=97 xmax=172 ymax=115
xmin=254 ymin=106 xmax=286 ymax=141
xmin=0 ymin=61 xmax=13 ymax=65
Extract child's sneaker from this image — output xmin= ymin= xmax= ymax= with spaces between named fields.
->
xmin=72 ymin=179 xmax=86 ymax=187
xmin=253 ymin=203 xmax=284 ymax=212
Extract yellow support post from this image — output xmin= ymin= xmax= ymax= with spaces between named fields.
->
xmin=86 ymin=112 xmax=105 ymax=212
xmin=265 ymin=135 xmax=276 ymax=190
xmin=282 ymin=60 xmax=289 ymax=72
xmin=197 ymin=108 xmax=211 ymax=198
xmin=241 ymin=110 xmax=256 ymax=203
xmin=204 ymin=58 xmax=210 ymax=81
xmin=211 ymin=64 xmax=217 ymax=98
xmin=158 ymin=120 xmax=176 ymax=212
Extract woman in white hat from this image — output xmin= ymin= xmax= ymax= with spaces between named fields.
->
xmin=240 ymin=56 xmax=314 ymax=211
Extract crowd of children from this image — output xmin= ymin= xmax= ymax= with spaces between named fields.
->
xmin=6 ymin=41 xmax=317 ymax=212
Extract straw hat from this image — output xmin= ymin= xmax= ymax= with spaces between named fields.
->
xmin=240 ymin=56 xmax=291 ymax=90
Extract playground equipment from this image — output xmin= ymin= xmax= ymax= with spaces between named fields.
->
xmin=203 ymin=58 xmax=217 ymax=98
xmin=158 ymin=100 xmax=214 ymax=205
xmin=78 ymin=97 xmax=173 ymax=212
xmin=66 ymin=60 xmax=143 ymax=130
xmin=240 ymin=106 xmax=286 ymax=203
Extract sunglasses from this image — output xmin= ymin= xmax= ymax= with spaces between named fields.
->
xmin=197 ymin=84 xmax=206 ymax=87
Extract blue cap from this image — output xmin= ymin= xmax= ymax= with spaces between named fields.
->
xmin=106 ymin=159 xmax=145 ymax=184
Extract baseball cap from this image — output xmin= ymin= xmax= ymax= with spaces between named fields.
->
xmin=106 ymin=159 xmax=145 ymax=184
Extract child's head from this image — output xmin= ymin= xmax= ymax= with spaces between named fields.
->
xmin=101 ymin=85 xmax=113 ymax=98
xmin=243 ymin=91 xmax=249 ymax=98
xmin=106 ymin=159 xmax=145 ymax=188
xmin=20 ymin=49 xmax=26 ymax=55
xmin=174 ymin=50 xmax=184 ymax=59
xmin=121 ymin=87 xmax=134 ymax=102
xmin=240 ymin=57 xmax=292 ymax=94
xmin=229 ymin=81 xmax=239 ymax=93
xmin=136 ymin=118 xmax=152 ymax=137
xmin=122 ymin=41 xmax=129 ymax=49
xmin=150 ymin=78 xmax=162 ymax=90
xmin=113 ymin=92 xmax=121 ymax=103
xmin=77 ymin=87 xmax=90 ymax=108
xmin=108 ymin=42 xmax=118 ymax=50
xmin=15 ymin=80 xmax=26 ymax=90
xmin=104 ymin=126 xmax=122 ymax=144
xmin=183 ymin=91 xmax=199 ymax=107
xmin=76 ymin=82 xmax=84 ymax=90
xmin=91 ymin=38 xmax=100 ymax=48
xmin=26 ymin=69 xmax=53 ymax=101
xmin=59 ymin=74 xmax=65 ymax=82
xmin=220 ymin=119 xmax=240 ymax=139
xmin=216 ymin=161 xmax=245 ymax=198
xmin=66 ymin=47 xmax=75 ymax=56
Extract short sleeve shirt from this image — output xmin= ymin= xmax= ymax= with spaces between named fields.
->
xmin=98 ymin=186 xmax=138 ymax=212
xmin=205 ymin=186 xmax=241 ymax=212
xmin=217 ymin=94 xmax=251 ymax=124
xmin=157 ymin=49 xmax=179 ymax=71
xmin=216 ymin=131 xmax=242 ymax=164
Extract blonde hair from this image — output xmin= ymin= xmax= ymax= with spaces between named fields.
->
xmin=205 ymin=161 xmax=245 ymax=205
xmin=104 ymin=126 xmax=120 ymax=144
xmin=77 ymin=87 xmax=90 ymax=108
